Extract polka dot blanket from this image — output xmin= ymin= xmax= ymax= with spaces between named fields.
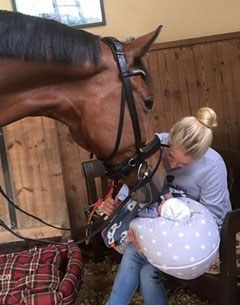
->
xmin=130 ymin=197 xmax=220 ymax=280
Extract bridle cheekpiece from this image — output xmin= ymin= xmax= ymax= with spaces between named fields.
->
xmin=100 ymin=36 xmax=166 ymax=181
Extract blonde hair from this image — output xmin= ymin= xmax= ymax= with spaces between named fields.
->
xmin=168 ymin=107 xmax=217 ymax=159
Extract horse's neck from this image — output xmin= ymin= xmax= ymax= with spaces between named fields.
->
xmin=0 ymin=58 xmax=95 ymax=128
xmin=0 ymin=58 xmax=91 ymax=90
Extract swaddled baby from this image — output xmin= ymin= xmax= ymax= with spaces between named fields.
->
xmin=104 ymin=184 xmax=220 ymax=279
xmin=130 ymin=196 xmax=220 ymax=279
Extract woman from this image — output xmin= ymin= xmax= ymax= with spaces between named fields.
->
xmin=101 ymin=107 xmax=231 ymax=305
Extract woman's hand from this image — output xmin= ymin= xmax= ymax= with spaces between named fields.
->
xmin=98 ymin=196 xmax=120 ymax=216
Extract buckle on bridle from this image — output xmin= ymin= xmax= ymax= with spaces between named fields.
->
xmin=137 ymin=162 xmax=149 ymax=180
xmin=128 ymin=157 xmax=137 ymax=167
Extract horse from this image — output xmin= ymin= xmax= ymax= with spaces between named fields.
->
xmin=0 ymin=10 xmax=165 ymax=196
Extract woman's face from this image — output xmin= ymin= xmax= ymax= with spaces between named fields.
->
xmin=163 ymin=146 xmax=194 ymax=170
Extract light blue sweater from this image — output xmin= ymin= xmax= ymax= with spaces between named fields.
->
xmin=155 ymin=133 xmax=232 ymax=229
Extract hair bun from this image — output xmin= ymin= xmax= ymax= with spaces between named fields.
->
xmin=196 ymin=107 xmax=217 ymax=129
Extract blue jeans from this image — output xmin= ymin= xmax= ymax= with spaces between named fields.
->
xmin=106 ymin=243 xmax=168 ymax=305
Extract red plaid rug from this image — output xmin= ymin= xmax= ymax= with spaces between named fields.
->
xmin=0 ymin=243 xmax=83 ymax=305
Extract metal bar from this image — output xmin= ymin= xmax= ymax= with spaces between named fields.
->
xmin=0 ymin=127 xmax=17 ymax=228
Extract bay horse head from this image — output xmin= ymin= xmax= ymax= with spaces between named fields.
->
xmin=0 ymin=10 xmax=165 ymax=192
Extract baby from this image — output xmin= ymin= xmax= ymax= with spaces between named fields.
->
xmin=101 ymin=183 xmax=220 ymax=280
xmin=101 ymin=183 xmax=191 ymax=249
xmin=158 ymin=197 xmax=191 ymax=222
xmin=117 ymin=183 xmax=191 ymax=222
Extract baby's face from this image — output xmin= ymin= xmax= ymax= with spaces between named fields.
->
xmin=163 ymin=146 xmax=193 ymax=170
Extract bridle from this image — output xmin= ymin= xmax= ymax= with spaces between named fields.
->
xmin=100 ymin=36 xmax=166 ymax=180
xmin=0 ymin=36 xmax=168 ymax=245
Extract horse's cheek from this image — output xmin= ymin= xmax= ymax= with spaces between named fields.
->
xmin=150 ymin=155 xmax=166 ymax=191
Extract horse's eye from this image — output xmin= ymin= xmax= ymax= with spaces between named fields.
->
xmin=144 ymin=97 xmax=154 ymax=110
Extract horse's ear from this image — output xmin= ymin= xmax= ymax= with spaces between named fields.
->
xmin=124 ymin=25 xmax=163 ymax=65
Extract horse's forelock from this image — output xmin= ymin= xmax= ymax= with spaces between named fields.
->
xmin=0 ymin=10 xmax=101 ymax=66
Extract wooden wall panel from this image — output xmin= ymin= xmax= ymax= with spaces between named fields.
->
xmin=56 ymin=122 xmax=90 ymax=236
xmin=0 ymin=117 xmax=70 ymax=243
xmin=147 ymin=32 xmax=240 ymax=151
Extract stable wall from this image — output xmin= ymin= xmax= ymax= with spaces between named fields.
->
xmin=1 ymin=0 xmax=240 ymax=42
xmin=0 ymin=1 xmax=240 ymax=242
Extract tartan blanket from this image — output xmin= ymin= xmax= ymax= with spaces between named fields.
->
xmin=0 ymin=243 xmax=84 ymax=305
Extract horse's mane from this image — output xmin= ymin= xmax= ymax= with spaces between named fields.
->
xmin=0 ymin=10 xmax=101 ymax=66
